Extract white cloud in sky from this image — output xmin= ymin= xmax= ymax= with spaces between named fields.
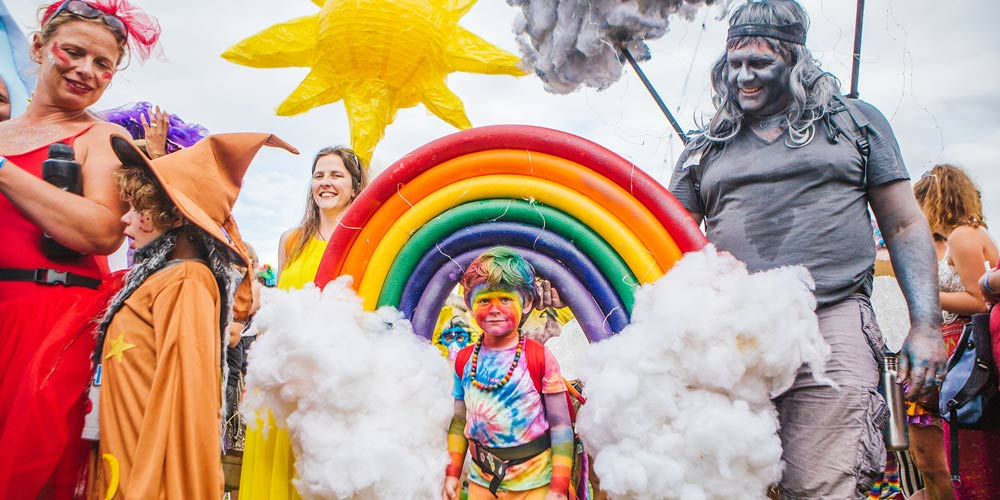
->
xmin=8 ymin=0 xmax=998 ymax=266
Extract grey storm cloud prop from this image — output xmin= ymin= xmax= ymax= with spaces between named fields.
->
xmin=508 ymin=0 xmax=729 ymax=94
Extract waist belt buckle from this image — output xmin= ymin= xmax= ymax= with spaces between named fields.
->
xmin=35 ymin=268 xmax=68 ymax=286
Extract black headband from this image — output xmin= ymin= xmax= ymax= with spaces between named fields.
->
xmin=727 ymin=23 xmax=807 ymax=45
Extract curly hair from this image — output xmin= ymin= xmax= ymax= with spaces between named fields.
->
xmin=913 ymin=164 xmax=987 ymax=231
xmin=114 ymin=163 xmax=180 ymax=229
xmin=695 ymin=0 xmax=840 ymax=148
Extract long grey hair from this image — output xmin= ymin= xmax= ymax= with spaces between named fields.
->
xmin=695 ymin=0 xmax=841 ymax=148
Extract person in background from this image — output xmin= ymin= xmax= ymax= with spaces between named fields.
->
xmin=0 ymin=77 xmax=11 ymax=121
xmin=0 ymin=1 xmax=160 ymax=496
xmin=980 ymin=263 xmax=1000 ymax=380
xmin=913 ymin=164 xmax=999 ymax=499
xmin=99 ymin=101 xmax=209 ymax=159
xmin=276 ymin=146 xmax=368 ymax=288
xmin=898 ymin=226 xmax=952 ymax=500
xmin=222 ymin=242 xmax=265 ymax=499
xmin=522 ymin=280 xmax=573 ymax=347
xmin=240 ymin=145 xmax=368 ymax=499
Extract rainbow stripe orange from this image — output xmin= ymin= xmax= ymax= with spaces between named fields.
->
xmin=314 ymin=125 xmax=706 ymax=341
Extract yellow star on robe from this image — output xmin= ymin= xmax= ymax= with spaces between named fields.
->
xmin=105 ymin=332 xmax=135 ymax=363
xmin=222 ymin=0 xmax=526 ymax=165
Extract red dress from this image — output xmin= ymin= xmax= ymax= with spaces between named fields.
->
xmin=0 ymin=128 xmax=119 ymax=499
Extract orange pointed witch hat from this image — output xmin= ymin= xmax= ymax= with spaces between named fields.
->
xmin=111 ymin=133 xmax=299 ymax=320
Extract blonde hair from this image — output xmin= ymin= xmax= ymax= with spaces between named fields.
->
xmin=913 ymin=164 xmax=986 ymax=231
xmin=36 ymin=9 xmax=128 ymax=66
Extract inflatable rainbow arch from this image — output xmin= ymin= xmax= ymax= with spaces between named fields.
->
xmin=314 ymin=125 xmax=706 ymax=342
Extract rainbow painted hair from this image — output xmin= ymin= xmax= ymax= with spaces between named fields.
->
xmin=461 ymin=246 xmax=537 ymax=308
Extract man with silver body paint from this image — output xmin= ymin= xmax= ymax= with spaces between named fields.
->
xmin=669 ymin=1 xmax=945 ymax=498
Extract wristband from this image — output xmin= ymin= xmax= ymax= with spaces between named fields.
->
xmin=0 ymin=156 xmax=6 ymax=169
xmin=983 ymin=273 xmax=998 ymax=296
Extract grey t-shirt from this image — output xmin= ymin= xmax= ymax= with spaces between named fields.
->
xmin=669 ymin=100 xmax=909 ymax=306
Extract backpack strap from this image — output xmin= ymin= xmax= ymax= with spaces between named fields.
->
xmin=454 ymin=345 xmax=475 ymax=380
xmin=524 ymin=338 xmax=545 ymax=395
xmin=829 ymin=95 xmax=872 ymax=188
xmin=944 ymin=315 xmax=996 ymax=412
xmin=455 ymin=338 xmax=544 ymax=394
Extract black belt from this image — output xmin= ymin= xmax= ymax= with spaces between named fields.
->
xmin=0 ymin=268 xmax=101 ymax=290
xmin=470 ymin=434 xmax=551 ymax=496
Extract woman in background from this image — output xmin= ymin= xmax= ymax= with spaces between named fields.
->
xmin=277 ymin=146 xmax=368 ymax=289
xmin=241 ymin=146 xmax=367 ymax=499
xmin=913 ymin=164 xmax=999 ymax=499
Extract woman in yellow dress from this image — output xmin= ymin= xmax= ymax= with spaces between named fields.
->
xmin=240 ymin=146 xmax=368 ymax=499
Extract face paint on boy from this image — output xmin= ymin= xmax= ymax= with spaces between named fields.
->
xmin=472 ymin=290 xmax=524 ymax=339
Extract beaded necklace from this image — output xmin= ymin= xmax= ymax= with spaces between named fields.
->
xmin=469 ymin=331 xmax=524 ymax=392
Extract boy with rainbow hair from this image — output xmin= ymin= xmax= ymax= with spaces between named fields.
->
xmin=442 ymin=247 xmax=573 ymax=500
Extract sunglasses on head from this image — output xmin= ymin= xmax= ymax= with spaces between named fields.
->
xmin=47 ymin=0 xmax=128 ymax=41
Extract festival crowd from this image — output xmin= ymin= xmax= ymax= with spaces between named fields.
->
xmin=0 ymin=0 xmax=997 ymax=499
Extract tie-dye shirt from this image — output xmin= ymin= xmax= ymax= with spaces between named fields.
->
xmin=453 ymin=341 xmax=567 ymax=491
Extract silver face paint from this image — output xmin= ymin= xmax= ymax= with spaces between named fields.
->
xmin=726 ymin=40 xmax=792 ymax=117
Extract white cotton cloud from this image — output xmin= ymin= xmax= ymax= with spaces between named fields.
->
xmin=507 ymin=0 xmax=729 ymax=94
xmin=870 ymin=276 xmax=910 ymax=353
xmin=243 ymin=278 xmax=454 ymax=499
xmin=576 ymin=247 xmax=830 ymax=499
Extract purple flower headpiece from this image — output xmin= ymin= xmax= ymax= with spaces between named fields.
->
xmin=99 ymin=101 xmax=209 ymax=154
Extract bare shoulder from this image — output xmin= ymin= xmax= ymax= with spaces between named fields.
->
xmin=76 ymin=121 xmax=131 ymax=148
xmin=76 ymin=122 xmax=133 ymax=168
xmin=948 ymin=225 xmax=993 ymax=250
xmin=279 ymin=228 xmax=299 ymax=245
xmin=0 ymin=115 xmax=103 ymax=154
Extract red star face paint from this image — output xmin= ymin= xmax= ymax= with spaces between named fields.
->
xmin=51 ymin=44 xmax=71 ymax=66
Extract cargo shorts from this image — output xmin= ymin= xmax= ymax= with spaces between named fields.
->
xmin=774 ymin=294 xmax=889 ymax=500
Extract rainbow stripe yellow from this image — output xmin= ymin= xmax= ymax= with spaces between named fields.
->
xmin=315 ymin=125 xmax=705 ymax=341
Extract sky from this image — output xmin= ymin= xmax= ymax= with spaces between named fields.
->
xmin=8 ymin=0 xmax=999 ymax=266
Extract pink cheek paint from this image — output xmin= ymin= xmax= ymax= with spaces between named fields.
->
xmin=51 ymin=44 xmax=70 ymax=66
xmin=472 ymin=293 xmax=523 ymax=335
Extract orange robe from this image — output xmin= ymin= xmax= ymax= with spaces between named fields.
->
xmin=95 ymin=261 xmax=224 ymax=499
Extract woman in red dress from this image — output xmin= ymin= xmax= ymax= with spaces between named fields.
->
xmin=0 ymin=1 xmax=159 ymax=497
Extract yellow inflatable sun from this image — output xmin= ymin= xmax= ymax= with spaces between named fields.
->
xmin=223 ymin=0 xmax=526 ymax=164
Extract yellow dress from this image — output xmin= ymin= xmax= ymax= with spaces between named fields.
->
xmin=240 ymin=236 xmax=327 ymax=500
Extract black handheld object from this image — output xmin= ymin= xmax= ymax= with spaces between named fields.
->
xmin=41 ymin=142 xmax=83 ymax=260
